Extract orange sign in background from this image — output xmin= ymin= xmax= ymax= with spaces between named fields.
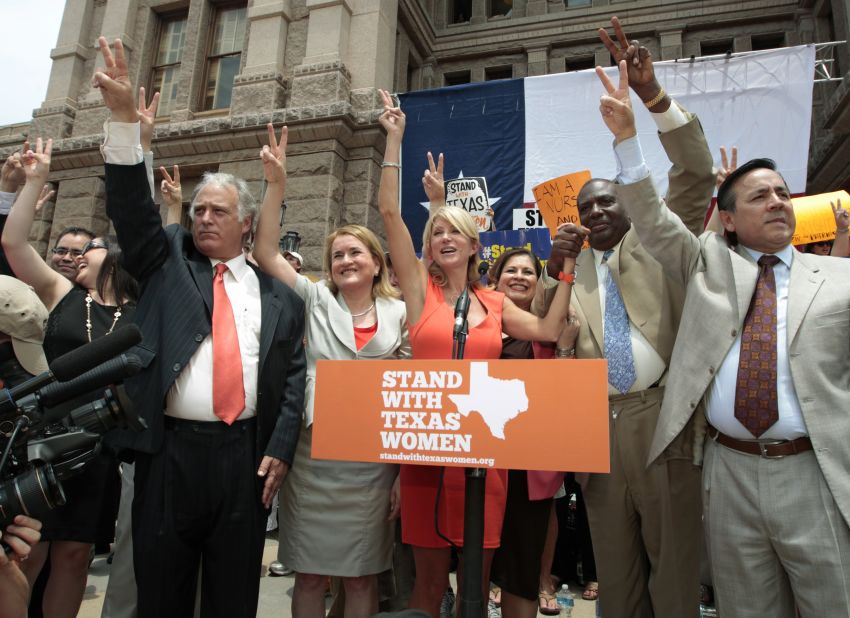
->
xmin=312 ymin=359 xmax=610 ymax=472
xmin=532 ymin=170 xmax=592 ymax=241
xmin=791 ymin=190 xmax=850 ymax=245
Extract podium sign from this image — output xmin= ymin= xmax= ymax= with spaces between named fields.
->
xmin=312 ymin=359 xmax=610 ymax=472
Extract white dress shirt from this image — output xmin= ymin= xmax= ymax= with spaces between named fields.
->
xmin=165 ymin=254 xmax=261 ymax=422
xmin=706 ymin=245 xmax=808 ymax=440
xmin=102 ymin=120 xmax=261 ymax=422
xmin=592 ymin=242 xmax=667 ymax=394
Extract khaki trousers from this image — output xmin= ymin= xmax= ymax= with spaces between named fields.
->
xmin=584 ymin=387 xmax=702 ymax=618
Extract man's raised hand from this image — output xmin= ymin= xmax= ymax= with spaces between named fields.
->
xmin=596 ymin=60 xmax=636 ymax=143
xmin=93 ymin=37 xmax=136 ymax=123
xmin=598 ymin=16 xmax=666 ymax=110
xmin=716 ymin=146 xmax=738 ymax=189
xmin=260 ymin=123 xmax=288 ymax=186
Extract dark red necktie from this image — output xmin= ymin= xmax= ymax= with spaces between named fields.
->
xmin=734 ymin=255 xmax=780 ymax=437
xmin=212 ymin=263 xmax=245 ymax=424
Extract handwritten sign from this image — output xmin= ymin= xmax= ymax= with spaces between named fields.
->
xmin=313 ymin=359 xmax=610 ymax=472
xmin=446 ymin=177 xmax=491 ymax=232
xmin=791 ymin=190 xmax=849 ymax=245
xmin=532 ymin=170 xmax=591 ymax=238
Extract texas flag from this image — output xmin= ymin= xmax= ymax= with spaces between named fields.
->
xmin=398 ymin=45 xmax=815 ymax=250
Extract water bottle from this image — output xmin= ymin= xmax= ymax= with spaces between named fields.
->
xmin=555 ymin=584 xmax=574 ymax=617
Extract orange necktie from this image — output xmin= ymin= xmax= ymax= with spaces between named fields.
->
xmin=212 ymin=262 xmax=245 ymax=424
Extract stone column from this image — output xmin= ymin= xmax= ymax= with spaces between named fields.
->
xmin=420 ymin=60 xmax=437 ymax=90
xmin=289 ymin=0 xmax=354 ymax=108
xmin=734 ymin=35 xmax=751 ymax=53
xmin=470 ymin=0 xmax=486 ymax=24
xmin=659 ymin=30 xmax=683 ymax=61
xmin=231 ymin=0 xmax=293 ymax=114
xmin=526 ymin=0 xmax=548 ymax=17
xmin=526 ymin=44 xmax=550 ymax=76
xmin=595 ymin=48 xmax=610 ymax=67
xmin=30 ymin=0 xmax=95 ymax=139
xmin=348 ymin=0 xmax=399 ymax=112
xmin=51 ymin=176 xmax=110 ymax=244
xmin=73 ymin=0 xmax=139 ymax=136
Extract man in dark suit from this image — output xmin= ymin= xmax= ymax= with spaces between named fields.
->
xmin=93 ymin=37 xmax=306 ymax=618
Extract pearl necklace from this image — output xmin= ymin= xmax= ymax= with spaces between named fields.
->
xmin=85 ymin=293 xmax=122 ymax=342
xmin=349 ymin=303 xmax=375 ymax=318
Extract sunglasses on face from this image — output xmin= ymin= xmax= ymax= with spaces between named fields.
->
xmin=80 ymin=241 xmax=109 ymax=255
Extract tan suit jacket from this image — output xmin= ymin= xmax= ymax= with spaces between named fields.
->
xmin=620 ymin=174 xmax=850 ymax=526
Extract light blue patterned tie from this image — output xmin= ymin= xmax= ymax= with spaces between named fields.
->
xmin=603 ymin=249 xmax=636 ymax=394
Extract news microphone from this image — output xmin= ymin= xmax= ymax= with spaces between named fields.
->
xmin=453 ymin=288 xmax=470 ymax=340
xmin=477 ymin=261 xmax=489 ymax=281
xmin=39 ymin=354 xmax=143 ymax=412
xmin=49 ymin=324 xmax=142 ymax=382
xmin=0 ymin=325 xmax=142 ymax=418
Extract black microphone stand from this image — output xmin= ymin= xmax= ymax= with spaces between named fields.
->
xmin=452 ymin=289 xmax=486 ymax=618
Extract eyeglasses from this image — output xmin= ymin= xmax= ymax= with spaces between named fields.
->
xmin=51 ymin=247 xmax=84 ymax=258
xmin=81 ymin=240 xmax=109 ymax=255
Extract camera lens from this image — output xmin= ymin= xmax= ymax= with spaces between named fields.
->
xmin=0 ymin=463 xmax=66 ymax=527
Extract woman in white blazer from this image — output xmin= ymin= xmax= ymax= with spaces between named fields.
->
xmin=253 ymin=126 xmax=410 ymax=618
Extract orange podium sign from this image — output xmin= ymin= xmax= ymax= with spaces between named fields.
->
xmin=312 ymin=359 xmax=610 ymax=472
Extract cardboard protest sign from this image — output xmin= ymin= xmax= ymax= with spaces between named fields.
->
xmin=445 ymin=177 xmax=491 ymax=232
xmin=791 ymin=190 xmax=850 ymax=245
xmin=532 ymin=171 xmax=591 ymax=243
xmin=312 ymin=359 xmax=610 ymax=472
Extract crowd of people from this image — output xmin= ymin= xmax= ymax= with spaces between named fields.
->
xmin=0 ymin=14 xmax=848 ymax=618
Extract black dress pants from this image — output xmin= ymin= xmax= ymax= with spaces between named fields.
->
xmin=132 ymin=417 xmax=267 ymax=618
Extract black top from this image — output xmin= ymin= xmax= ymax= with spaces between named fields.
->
xmin=44 ymin=286 xmax=137 ymax=363
xmin=500 ymin=335 xmax=534 ymax=360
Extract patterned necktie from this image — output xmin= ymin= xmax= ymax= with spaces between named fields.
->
xmin=212 ymin=263 xmax=245 ymax=424
xmin=603 ymin=249 xmax=636 ymax=394
xmin=734 ymin=255 xmax=781 ymax=437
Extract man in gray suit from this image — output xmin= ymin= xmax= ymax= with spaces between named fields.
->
xmin=539 ymin=19 xmax=714 ymax=617
xmin=595 ymin=58 xmax=850 ymax=618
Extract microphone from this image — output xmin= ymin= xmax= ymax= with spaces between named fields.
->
xmin=49 ymin=324 xmax=142 ymax=382
xmin=39 ymin=354 xmax=143 ymax=411
xmin=0 ymin=325 xmax=142 ymax=418
xmin=453 ymin=288 xmax=470 ymax=341
xmin=477 ymin=261 xmax=489 ymax=281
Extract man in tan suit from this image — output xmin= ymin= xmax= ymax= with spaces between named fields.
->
xmin=540 ymin=19 xmax=715 ymax=617
xmin=596 ymin=55 xmax=850 ymax=618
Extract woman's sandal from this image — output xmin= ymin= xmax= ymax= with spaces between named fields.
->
xmin=538 ymin=591 xmax=559 ymax=616
xmin=581 ymin=582 xmax=599 ymax=601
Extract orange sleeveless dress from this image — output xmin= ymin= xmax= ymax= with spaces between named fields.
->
xmin=400 ymin=275 xmax=509 ymax=548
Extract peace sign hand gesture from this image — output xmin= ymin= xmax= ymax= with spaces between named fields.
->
xmin=261 ymin=123 xmax=288 ymax=186
xmin=598 ymin=16 xmax=663 ymax=106
xmin=422 ymin=151 xmax=445 ymax=204
xmin=93 ymin=37 xmax=137 ymax=123
xmin=378 ymin=89 xmax=406 ymax=142
xmin=595 ymin=60 xmax=636 ymax=143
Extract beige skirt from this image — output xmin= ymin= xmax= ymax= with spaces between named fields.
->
xmin=279 ymin=422 xmax=397 ymax=576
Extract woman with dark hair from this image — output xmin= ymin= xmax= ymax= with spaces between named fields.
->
xmin=485 ymin=247 xmax=597 ymax=618
xmin=1 ymin=137 xmax=138 ymax=618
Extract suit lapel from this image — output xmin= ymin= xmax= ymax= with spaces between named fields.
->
xmin=257 ymin=272 xmax=283 ymax=370
xmin=574 ymin=249 xmax=603 ymax=353
xmin=730 ymin=245 xmax=758 ymax=325
xmin=358 ymin=296 xmax=396 ymax=357
xmin=186 ymin=251 xmax=214 ymax=315
xmin=787 ymin=252 xmax=824 ymax=345
xmin=328 ymin=293 xmax=359 ymax=355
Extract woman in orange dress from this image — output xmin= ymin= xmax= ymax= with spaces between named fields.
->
xmin=376 ymin=89 xmax=581 ymax=617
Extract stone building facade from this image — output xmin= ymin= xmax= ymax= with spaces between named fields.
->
xmin=2 ymin=0 xmax=849 ymax=271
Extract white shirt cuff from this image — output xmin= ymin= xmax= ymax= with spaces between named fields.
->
xmin=144 ymin=151 xmax=155 ymax=198
xmin=0 ymin=191 xmax=16 ymax=215
xmin=614 ymin=136 xmax=650 ymax=184
xmin=101 ymin=120 xmax=144 ymax=165
xmin=651 ymin=101 xmax=689 ymax=133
